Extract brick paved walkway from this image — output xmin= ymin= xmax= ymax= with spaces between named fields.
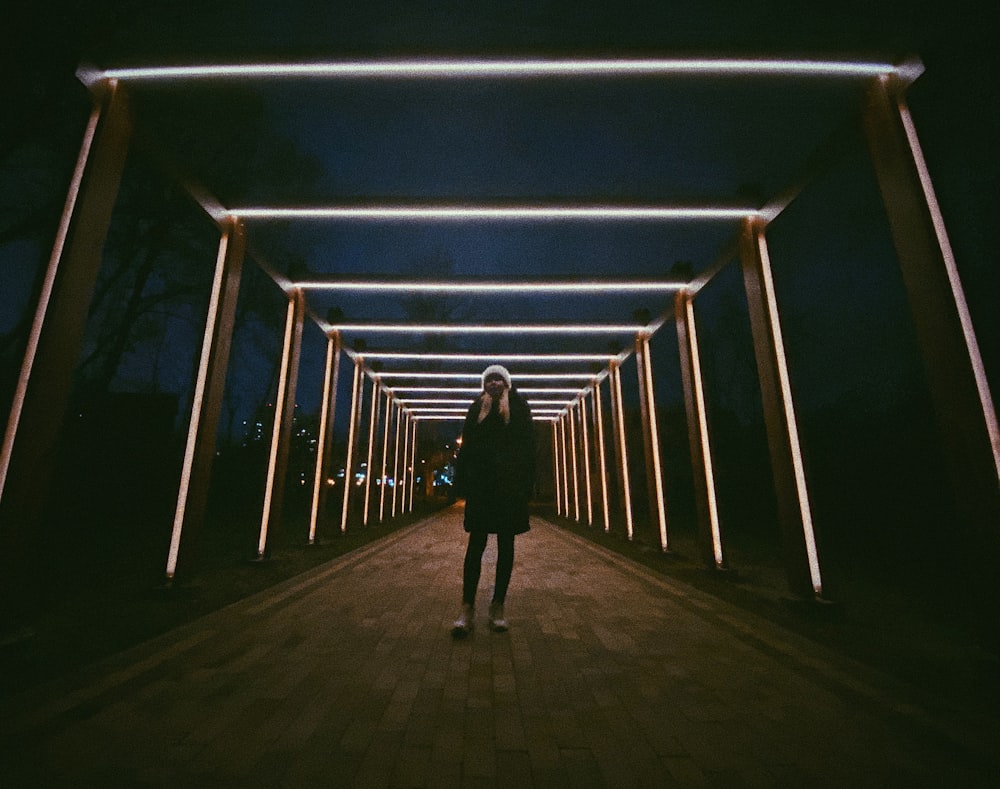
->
xmin=2 ymin=507 xmax=996 ymax=787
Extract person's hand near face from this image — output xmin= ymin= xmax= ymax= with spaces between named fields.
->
xmin=484 ymin=373 xmax=507 ymax=400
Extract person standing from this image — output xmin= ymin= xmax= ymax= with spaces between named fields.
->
xmin=452 ymin=365 xmax=535 ymax=635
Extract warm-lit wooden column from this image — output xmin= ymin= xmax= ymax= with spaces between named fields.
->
xmin=257 ymin=289 xmax=305 ymax=559
xmin=309 ymin=333 xmax=342 ymax=544
xmin=609 ymin=362 xmax=634 ymax=540
xmin=362 ymin=379 xmax=381 ymax=526
xmin=552 ymin=421 xmax=563 ymax=516
xmin=635 ymin=334 xmax=669 ymax=551
xmin=339 ymin=359 xmax=364 ymax=534
xmin=559 ymin=414 xmax=571 ymax=516
xmin=399 ymin=411 xmax=411 ymax=513
xmin=863 ymin=71 xmax=1000 ymax=568
xmin=740 ymin=217 xmax=823 ymax=598
xmin=676 ymin=290 xmax=725 ymax=569
xmin=391 ymin=401 xmax=404 ymax=517
xmin=0 ymin=79 xmax=133 ymax=609
xmin=568 ymin=403 xmax=581 ymax=521
xmin=579 ymin=393 xmax=594 ymax=526
xmin=165 ymin=220 xmax=246 ymax=579
xmin=408 ymin=418 xmax=418 ymax=511
xmin=378 ymin=389 xmax=393 ymax=521
xmin=592 ymin=379 xmax=611 ymax=532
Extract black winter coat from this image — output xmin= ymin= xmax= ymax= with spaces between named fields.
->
xmin=454 ymin=389 xmax=535 ymax=535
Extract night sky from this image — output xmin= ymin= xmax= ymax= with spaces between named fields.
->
xmin=2 ymin=0 xmax=997 ymax=445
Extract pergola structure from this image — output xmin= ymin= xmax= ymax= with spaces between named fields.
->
xmin=1 ymin=57 xmax=996 ymax=602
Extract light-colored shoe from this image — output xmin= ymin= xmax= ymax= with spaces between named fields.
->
xmin=451 ymin=604 xmax=474 ymax=637
xmin=488 ymin=602 xmax=508 ymax=632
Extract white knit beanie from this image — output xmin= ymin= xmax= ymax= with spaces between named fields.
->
xmin=481 ymin=364 xmax=512 ymax=390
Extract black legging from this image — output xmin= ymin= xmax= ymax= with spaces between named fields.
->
xmin=462 ymin=531 xmax=515 ymax=606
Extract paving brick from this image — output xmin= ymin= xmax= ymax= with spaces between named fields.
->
xmin=1 ymin=508 xmax=996 ymax=787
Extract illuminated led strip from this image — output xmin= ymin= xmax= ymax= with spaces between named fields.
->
xmin=340 ymin=361 xmax=363 ymax=533
xmin=387 ymin=386 xmax=585 ymax=394
xmin=309 ymin=335 xmax=337 ymax=543
xmin=328 ymin=323 xmax=641 ymax=334
xmin=552 ymin=422 xmax=562 ymax=517
xmin=392 ymin=405 xmax=411 ymax=516
xmin=408 ymin=418 xmax=418 ymax=511
xmin=259 ymin=295 xmax=299 ymax=557
xmin=580 ymin=394 xmax=593 ymax=526
xmin=398 ymin=397 xmax=572 ymax=403
xmin=755 ymin=228 xmax=823 ymax=594
xmin=391 ymin=402 xmax=403 ymax=516
xmin=0 ymin=98 xmax=103 ymax=502
xmin=95 ymin=58 xmax=897 ymax=83
xmin=557 ymin=417 xmax=569 ymax=514
xmin=401 ymin=412 xmax=412 ymax=513
xmin=414 ymin=413 xmax=556 ymax=420
xmin=397 ymin=399 xmax=573 ymax=412
xmin=638 ymin=335 xmax=669 ymax=551
xmin=232 ymin=206 xmax=753 ymax=221
xmin=569 ymin=404 xmax=580 ymax=521
xmin=297 ymin=279 xmax=683 ymax=293
xmin=683 ymin=294 xmax=724 ymax=567
xmin=397 ymin=398 xmax=472 ymax=405
xmin=166 ymin=228 xmax=233 ymax=578
xmin=360 ymin=351 xmax=615 ymax=362
xmin=611 ymin=364 xmax=634 ymax=540
xmin=379 ymin=390 xmax=392 ymax=521
xmin=897 ymin=99 xmax=1000 ymax=481
xmin=376 ymin=372 xmax=596 ymax=380
xmin=362 ymin=380 xmax=380 ymax=526
xmin=592 ymin=380 xmax=611 ymax=533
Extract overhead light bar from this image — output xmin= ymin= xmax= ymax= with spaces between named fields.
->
xmin=388 ymin=387 xmax=482 ymax=394
xmin=387 ymin=386 xmax=584 ymax=394
xmin=91 ymin=58 xmax=898 ymax=84
xmin=397 ymin=398 xmax=474 ymax=405
xmin=398 ymin=398 xmax=573 ymax=408
xmin=415 ymin=414 xmax=559 ymax=422
xmin=376 ymin=372 xmax=596 ymax=380
xmin=356 ymin=352 xmax=614 ymax=362
xmin=230 ymin=205 xmax=755 ymax=221
xmin=328 ymin=323 xmax=642 ymax=334
xmin=296 ymin=279 xmax=684 ymax=293
xmin=406 ymin=407 xmax=470 ymax=414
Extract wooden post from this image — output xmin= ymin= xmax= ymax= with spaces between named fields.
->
xmin=309 ymin=333 xmax=342 ymax=543
xmin=340 ymin=360 xmax=363 ymax=534
xmin=593 ymin=380 xmax=611 ymax=532
xmin=635 ymin=334 xmax=669 ymax=551
xmin=257 ymin=289 xmax=305 ymax=558
xmin=166 ymin=220 xmax=245 ymax=579
xmin=863 ymin=73 xmax=1000 ymax=580
xmin=740 ymin=217 xmax=822 ymax=598
xmin=609 ymin=363 xmax=634 ymax=540
xmin=676 ymin=290 xmax=725 ymax=568
xmin=0 ymin=80 xmax=133 ymax=618
xmin=362 ymin=379 xmax=381 ymax=526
